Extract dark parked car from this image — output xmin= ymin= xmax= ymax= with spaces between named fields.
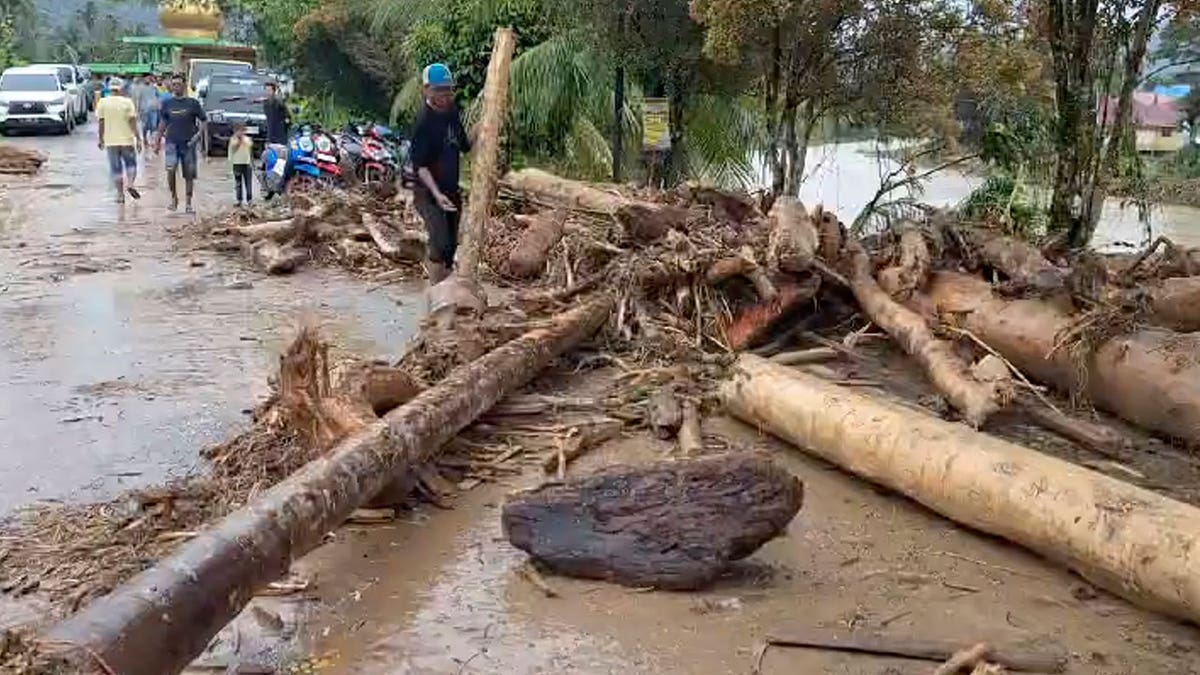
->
xmin=198 ymin=73 xmax=269 ymax=156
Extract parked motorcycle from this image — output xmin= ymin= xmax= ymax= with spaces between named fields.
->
xmin=338 ymin=122 xmax=402 ymax=186
xmin=259 ymin=122 xmax=343 ymax=198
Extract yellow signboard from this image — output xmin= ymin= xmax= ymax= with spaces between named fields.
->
xmin=642 ymin=97 xmax=671 ymax=151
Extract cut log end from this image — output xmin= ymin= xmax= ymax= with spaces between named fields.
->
xmin=503 ymin=453 xmax=803 ymax=590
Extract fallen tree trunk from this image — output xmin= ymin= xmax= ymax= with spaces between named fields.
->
xmin=722 ymin=355 xmax=1200 ymax=626
xmin=724 ymin=277 xmax=820 ymax=351
xmin=1147 ymin=275 xmax=1200 ymax=332
xmin=361 ymin=213 xmax=424 ymax=262
xmin=502 ymin=168 xmax=688 ymax=243
xmin=456 ymin=26 xmax=515 ymax=282
xmin=966 ymin=228 xmax=1066 ymax=293
xmin=767 ymin=196 xmax=819 ymax=275
xmin=508 ymin=210 xmax=566 ymax=278
xmin=503 ymin=453 xmax=802 ymax=590
xmin=847 ymin=243 xmax=1001 ymax=427
xmin=40 ymin=298 xmax=613 ymax=675
xmin=921 ymin=272 xmax=1200 ymax=444
xmin=235 ymin=218 xmax=296 ymax=243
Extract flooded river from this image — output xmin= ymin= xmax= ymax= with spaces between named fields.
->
xmin=789 ymin=142 xmax=1200 ymax=249
xmin=0 ymin=128 xmax=422 ymax=515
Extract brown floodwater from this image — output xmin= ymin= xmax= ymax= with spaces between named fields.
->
xmin=0 ymin=128 xmax=423 ymax=515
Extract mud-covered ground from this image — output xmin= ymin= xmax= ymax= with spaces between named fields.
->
xmin=275 ymin=360 xmax=1200 ymax=675
xmin=6 ymin=130 xmax=1200 ymax=675
xmin=0 ymin=129 xmax=423 ymax=515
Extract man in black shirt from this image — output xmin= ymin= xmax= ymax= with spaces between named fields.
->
xmin=261 ymin=81 xmax=290 ymax=145
xmin=410 ymin=62 xmax=470 ymax=284
xmin=156 ymin=74 xmax=206 ymax=213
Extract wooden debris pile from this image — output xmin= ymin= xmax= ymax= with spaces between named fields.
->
xmin=191 ymin=189 xmax=427 ymax=278
xmin=0 ymin=145 xmax=47 ymax=175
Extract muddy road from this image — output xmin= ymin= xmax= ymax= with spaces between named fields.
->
xmin=0 ymin=130 xmax=421 ymax=515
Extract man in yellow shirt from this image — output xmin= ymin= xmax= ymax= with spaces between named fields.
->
xmin=96 ymin=78 xmax=142 ymax=204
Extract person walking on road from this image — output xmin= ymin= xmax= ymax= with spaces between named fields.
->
xmin=156 ymin=74 xmax=206 ymax=214
xmin=228 ymin=122 xmax=254 ymax=207
xmin=410 ymin=63 xmax=470 ymax=284
xmin=261 ymin=81 xmax=291 ymax=146
xmin=132 ymin=75 xmax=161 ymax=151
xmin=96 ymin=78 xmax=142 ymax=204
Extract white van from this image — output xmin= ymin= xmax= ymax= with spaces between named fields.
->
xmin=0 ymin=66 xmax=77 ymax=135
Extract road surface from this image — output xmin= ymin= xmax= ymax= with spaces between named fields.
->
xmin=0 ymin=127 xmax=421 ymax=515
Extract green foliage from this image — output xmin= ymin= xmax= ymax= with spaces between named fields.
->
xmin=959 ymin=172 xmax=1048 ymax=237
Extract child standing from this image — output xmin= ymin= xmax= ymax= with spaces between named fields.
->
xmin=228 ymin=123 xmax=254 ymax=207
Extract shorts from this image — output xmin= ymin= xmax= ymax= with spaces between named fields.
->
xmin=106 ymin=146 xmax=137 ymax=176
xmin=164 ymin=141 xmax=197 ymax=180
xmin=139 ymin=110 xmax=158 ymax=134
xmin=414 ymin=188 xmax=462 ymax=265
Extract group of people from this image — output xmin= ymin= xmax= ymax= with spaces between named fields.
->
xmin=95 ymin=74 xmax=206 ymax=211
xmin=92 ymin=59 xmax=469 ymax=289
xmin=94 ymin=74 xmax=291 ymax=213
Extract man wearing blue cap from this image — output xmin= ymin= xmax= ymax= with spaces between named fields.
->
xmin=410 ymin=62 xmax=471 ymax=283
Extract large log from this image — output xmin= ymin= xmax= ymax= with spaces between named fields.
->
xmin=921 ymin=272 xmax=1200 ymax=444
xmin=1147 ymin=275 xmax=1200 ymax=332
xmin=846 ymin=243 xmax=1001 ymax=427
xmin=507 ymin=210 xmax=566 ymax=278
xmin=502 ymin=453 xmax=803 ymax=590
xmin=456 ymin=26 xmax=516 ymax=282
xmin=40 ymin=298 xmax=613 ymax=675
xmin=722 ymin=356 xmax=1200 ymax=625
xmin=502 ymin=168 xmax=688 ymax=243
xmin=965 ymin=228 xmax=1066 ymax=293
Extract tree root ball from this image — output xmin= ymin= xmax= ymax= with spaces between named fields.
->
xmin=501 ymin=453 xmax=803 ymax=590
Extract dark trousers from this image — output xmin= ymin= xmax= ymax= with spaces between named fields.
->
xmin=414 ymin=188 xmax=462 ymax=265
xmin=233 ymin=163 xmax=253 ymax=203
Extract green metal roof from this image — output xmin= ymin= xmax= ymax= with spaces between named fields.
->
xmin=122 ymin=35 xmax=254 ymax=48
xmin=83 ymin=63 xmax=156 ymax=75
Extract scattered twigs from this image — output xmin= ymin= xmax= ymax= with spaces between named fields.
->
xmin=769 ymin=347 xmax=840 ymax=366
xmin=760 ymin=631 xmax=1066 ymax=673
xmin=1016 ymin=400 xmax=1129 ymax=459
xmin=540 ymin=419 xmax=623 ymax=474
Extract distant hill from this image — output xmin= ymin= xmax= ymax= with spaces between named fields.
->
xmin=35 ymin=0 xmax=160 ymax=32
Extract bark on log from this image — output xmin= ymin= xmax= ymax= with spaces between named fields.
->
xmin=847 ymin=243 xmax=1001 ymax=427
xmin=40 ymin=298 xmax=614 ymax=675
xmin=724 ymin=278 xmax=820 ymax=351
xmin=647 ymin=385 xmax=683 ymax=439
xmin=503 ymin=453 xmax=803 ymax=590
xmin=508 ymin=210 xmax=567 ymax=278
xmin=1147 ymin=275 xmax=1200 ymax=332
xmin=966 ymin=228 xmax=1066 ymax=293
xmin=677 ymin=182 xmax=761 ymax=222
xmin=235 ymin=218 xmax=297 ymax=243
xmin=249 ymin=240 xmax=308 ymax=275
xmin=877 ymin=224 xmax=931 ymax=298
xmin=360 ymin=213 xmax=416 ymax=261
xmin=921 ymin=272 xmax=1200 ymax=444
xmin=455 ymin=26 xmax=515 ymax=283
xmin=502 ymin=168 xmax=688 ymax=243
xmin=767 ymin=196 xmax=819 ymax=275
xmin=723 ymin=356 xmax=1200 ymax=626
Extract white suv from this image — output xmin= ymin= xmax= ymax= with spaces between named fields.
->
xmin=28 ymin=64 xmax=88 ymax=125
xmin=0 ymin=66 xmax=78 ymax=135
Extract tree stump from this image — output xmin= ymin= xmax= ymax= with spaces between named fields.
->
xmin=502 ymin=453 xmax=803 ymax=590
